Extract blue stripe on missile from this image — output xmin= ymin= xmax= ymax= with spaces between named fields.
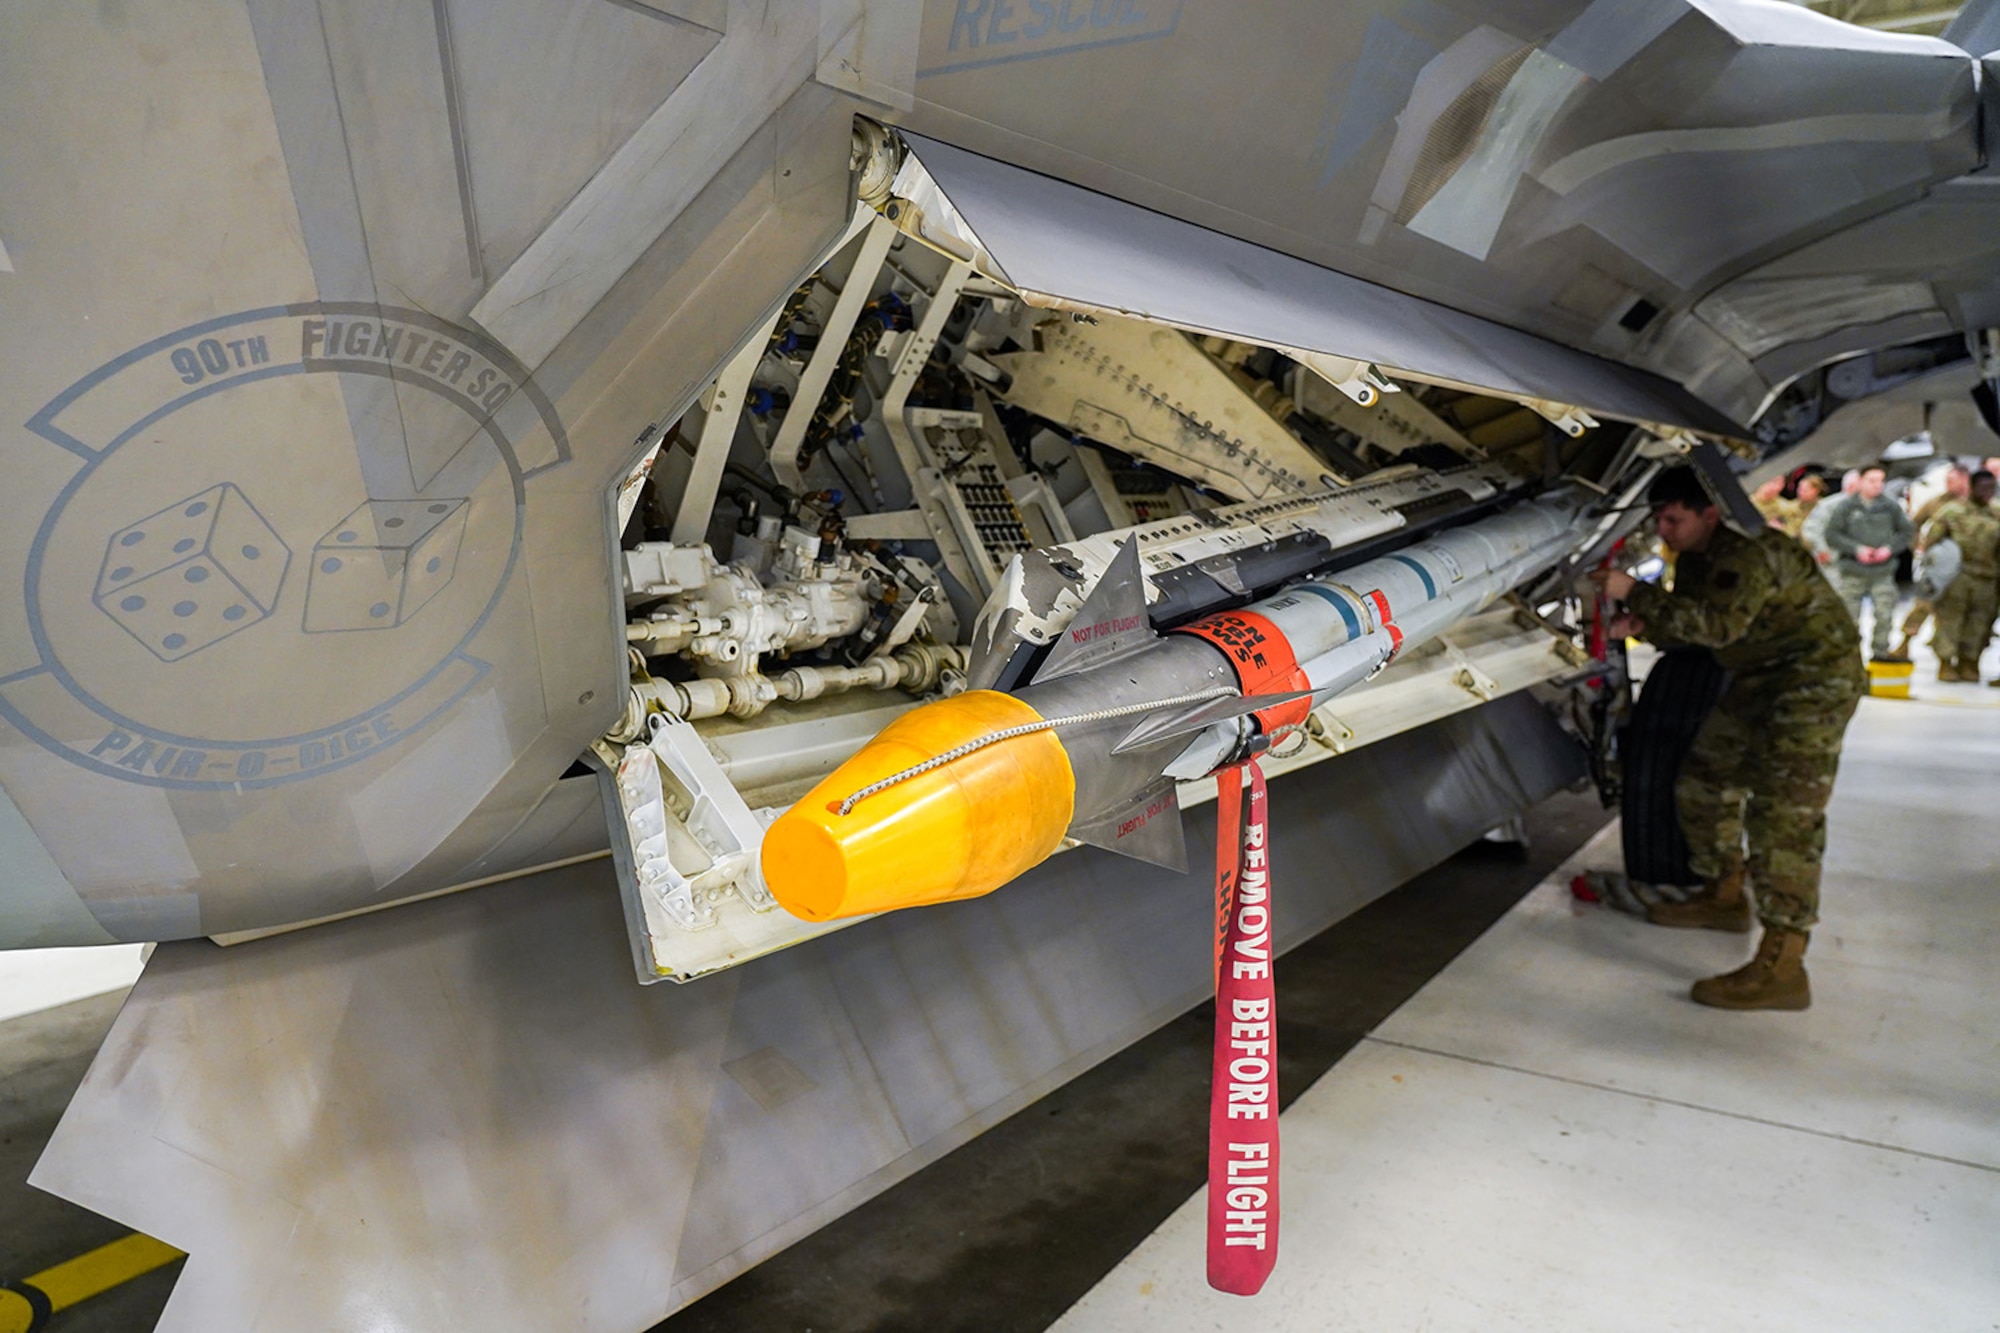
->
xmin=1291 ymin=582 xmax=1362 ymax=639
xmin=1389 ymin=554 xmax=1437 ymax=598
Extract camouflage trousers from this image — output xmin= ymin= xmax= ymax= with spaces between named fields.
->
xmin=1835 ymin=565 xmax=1899 ymax=656
xmin=1676 ymin=664 xmax=1864 ymax=932
xmin=1932 ymin=575 xmax=1999 ymax=666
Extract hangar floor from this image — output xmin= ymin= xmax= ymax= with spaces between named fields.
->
xmin=4 ymin=648 xmax=1994 ymax=1331
xmin=1055 ymin=684 xmax=2000 ymax=1331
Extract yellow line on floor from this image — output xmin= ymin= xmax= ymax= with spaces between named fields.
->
xmin=1 ymin=1233 xmax=183 ymax=1332
xmin=1901 ymin=695 xmax=2000 ymax=711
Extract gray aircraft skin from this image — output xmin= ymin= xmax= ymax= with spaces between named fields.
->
xmin=3 ymin=0 xmax=1992 ymax=953
xmin=9 ymin=3 xmax=1999 ymax=1327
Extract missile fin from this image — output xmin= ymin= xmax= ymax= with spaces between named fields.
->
xmin=1069 ymin=777 xmax=1187 ymax=872
xmin=1030 ymin=539 xmax=1156 ymax=685
xmin=1111 ymin=688 xmax=1316 ymax=754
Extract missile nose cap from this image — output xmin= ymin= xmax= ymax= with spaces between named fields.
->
xmin=761 ymin=690 xmax=1076 ymax=921
xmin=760 ymin=818 xmax=850 ymax=919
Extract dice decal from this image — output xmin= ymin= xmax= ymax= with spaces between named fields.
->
xmin=303 ymin=498 xmax=468 ymax=633
xmin=93 ymin=486 xmax=472 ymax=654
xmin=94 ymin=483 xmax=291 ymax=661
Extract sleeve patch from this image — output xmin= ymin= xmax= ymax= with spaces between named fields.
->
xmin=1714 ymin=568 xmax=1740 ymax=590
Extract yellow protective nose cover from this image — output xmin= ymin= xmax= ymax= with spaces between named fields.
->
xmin=761 ymin=690 xmax=1076 ymax=921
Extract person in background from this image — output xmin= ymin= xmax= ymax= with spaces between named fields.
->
xmin=1892 ymin=465 xmax=1972 ymax=660
xmin=1913 ymin=464 xmax=1971 ymax=528
xmin=1777 ymin=470 xmax=1827 ymax=539
xmin=1752 ymin=475 xmax=1789 ymax=529
xmin=1922 ymin=469 xmax=2000 ymax=682
xmin=1822 ymin=464 xmax=1915 ymax=660
xmin=1591 ymin=467 xmax=1864 ymax=1010
xmin=1798 ymin=469 xmax=1854 ymax=569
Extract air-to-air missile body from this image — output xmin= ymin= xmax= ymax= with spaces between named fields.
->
xmin=7 ymin=0 xmax=2000 ymax=1326
xmin=765 ymin=484 xmax=1598 ymax=919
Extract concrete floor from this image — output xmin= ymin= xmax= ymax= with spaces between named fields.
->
xmin=0 ymin=945 xmax=144 ymax=1025
xmin=1054 ymin=689 xmax=2000 ymax=1330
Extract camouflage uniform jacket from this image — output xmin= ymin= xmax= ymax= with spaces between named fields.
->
xmin=1912 ymin=493 xmax=1955 ymax=528
xmin=1921 ymin=498 xmax=2000 ymax=579
xmin=1778 ymin=496 xmax=1817 ymax=539
xmin=1625 ymin=525 xmax=1861 ymax=679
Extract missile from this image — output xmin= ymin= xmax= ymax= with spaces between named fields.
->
xmin=964 ymin=457 xmax=1519 ymax=691
xmin=761 ymin=492 xmax=1593 ymax=921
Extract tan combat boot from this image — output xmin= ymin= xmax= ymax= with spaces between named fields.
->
xmin=1645 ymin=868 xmax=1752 ymax=932
xmin=1691 ymin=927 xmax=1811 ymax=1010
xmin=1938 ymin=657 xmax=1964 ymax=682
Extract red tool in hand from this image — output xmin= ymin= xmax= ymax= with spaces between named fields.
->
xmin=1587 ymin=537 xmax=1627 ymax=687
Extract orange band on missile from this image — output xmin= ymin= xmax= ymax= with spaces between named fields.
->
xmin=1170 ymin=609 xmax=1312 ymax=732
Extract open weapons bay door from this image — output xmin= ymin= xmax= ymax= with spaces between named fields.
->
xmin=884 ymin=131 xmax=1743 ymax=440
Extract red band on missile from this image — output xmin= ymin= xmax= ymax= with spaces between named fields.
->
xmin=1171 ymin=610 xmax=1312 ymax=732
xmin=1366 ymin=589 xmax=1403 ymax=658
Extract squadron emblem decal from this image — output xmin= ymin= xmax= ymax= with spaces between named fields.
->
xmin=5 ymin=302 xmax=568 ymax=789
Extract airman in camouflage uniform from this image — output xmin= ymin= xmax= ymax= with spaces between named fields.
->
xmin=1922 ymin=470 xmax=2000 ymax=682
xmin=1889 ymin=465 xmax=1969 ymax=661
xmin=1781 ymin=472 xmax=1827 ymax=540
xmin=1593 ymin=467 xmax=1865 ymax=1011
xmin=1751 ymin=475 xmax=1787 ymax=528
